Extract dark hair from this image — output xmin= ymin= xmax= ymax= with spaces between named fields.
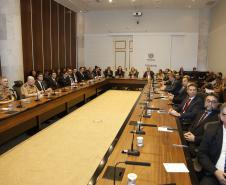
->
xmin=206 ymin=93 xmax=219 ymax=101
xmin=187 ymin=83 xmax=198 ymax=89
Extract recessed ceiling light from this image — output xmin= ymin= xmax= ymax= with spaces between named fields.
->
xmin=109 ymin=0 xmax=112 ymax=3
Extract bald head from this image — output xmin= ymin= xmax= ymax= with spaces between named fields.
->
xmin=27 ymin=76 xmax=35 ymax=86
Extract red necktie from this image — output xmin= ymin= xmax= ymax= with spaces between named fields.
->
xmin=197 ymin=111 xmax=208 ymax=126
xmin=182 ymin=98 xmax=192 ymax=113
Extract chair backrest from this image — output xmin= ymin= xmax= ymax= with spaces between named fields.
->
xmin=12 ymin=81 xmax=24 ymax=100
xmin=204 ymin=120 xmax=219 ymax=131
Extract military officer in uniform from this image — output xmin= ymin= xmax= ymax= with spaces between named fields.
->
xmin=0 ymin=77 xmax=15 ymax=104
xmin=21 ymin=76 xmax=40 ymax=98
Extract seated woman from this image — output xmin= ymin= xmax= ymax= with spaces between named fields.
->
xmin=156 ymin=69 xmax=165 ymax=80
xmin=129 ymin=67 xmax=139 ymax=78
xmin=115 ymin=66 xmax=125 ymax=78
xmin=0 ymin=77 xmax=15 ymax=104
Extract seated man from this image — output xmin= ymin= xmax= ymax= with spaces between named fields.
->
xmin=48 ymin=72 xmax=59 ymax=90
xmin=35 ymin=73 xmax=52 ymax=93
xmin=169 ymin=83 xmax=204 ymax=129
xmin=58 ymin=72 xmax=71 ymax=87
xmin=104 ymin=67 xmax=113 ymax=78
xmin=169 ymin=76 xmax=190 ymax=105
xmin=143 ymin=67 xmax=154 ymax=80
xmin=115 ymin=66 xmax=125 ymax=78
xmin=160 ymin=73 xmax=181 ymax=95
xmin=0 ymin=77 xmax=15 ymax=104
xmin=21 ymin=76 xmax=40 ymax=98
xmin=198 ymin=103 xmax=226 ymax=185
xmin=68 ymin=69 xmax=77 ymax=85
xmin=76 ymin=67 xmax=86 ymax=82
xmin=184 ymin=94 xmax=219 ymax=154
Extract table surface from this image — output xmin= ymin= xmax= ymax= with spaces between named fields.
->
xmin=95 ymin=84 xmax=194 ymax=185
xmin=0 ymin=80 xmax=196 ymax=185
xmin=0 ymin=90 xmax=140 ymax=185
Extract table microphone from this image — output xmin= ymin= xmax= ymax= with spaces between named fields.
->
xmin=122 ymin=131 xmax=140 ymax=156
xmin=113 ymin=161 xmax=151 ymax=185
xmin=35 ymin=88 xmax=40 ymax=101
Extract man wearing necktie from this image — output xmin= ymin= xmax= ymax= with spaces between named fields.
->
xmin=184 ymin=94 xmax=219 ymax=155
xmin=35 ymin=73 xmax=52 ymax=93
xmin=169 ymin=83 xmax=204 ymax=129
xmin=198 ymin=103 xmax=226 ymax=185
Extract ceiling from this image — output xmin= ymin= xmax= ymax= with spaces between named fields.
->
xmin=55 ymin=0 xmax=219 ymax=12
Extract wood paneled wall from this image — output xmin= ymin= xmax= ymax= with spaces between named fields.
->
xmin=20 ymin=0 xmax=77 ymax=79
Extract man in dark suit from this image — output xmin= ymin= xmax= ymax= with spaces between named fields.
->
xmin=58 ymin=72 xmax=71 ymax=87
xmin=104 ymin=67 xmax=114 ymax=78
xmin=143 ymin=67 xmax=154 ymax=79
xmin=170 ymin=76 xmax=190 ymax=105
xmin=35 ymin=73 xmax=52 ymax=93
xmin=169 ymin=83 xmax=204 ymax=129
xmin=47 ymin=72 xmax=59 ymax=90
xmin=76 ymin=67 xmax=86 ymax=82
xmin=198 ymin=103 xmax=226 ymax=185
xmin=115 ymin=66 xmax=125 ymax=78
xmin=161 ymin=73 xmax=182 ymax=95
xmin=184 ymin=94 xmax=219 ymax=150
xmin=84 ymin=67 xmax=94 ymax=80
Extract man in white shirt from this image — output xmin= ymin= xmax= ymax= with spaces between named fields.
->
xmin=198 ymin=103 xmax=226 ymax=185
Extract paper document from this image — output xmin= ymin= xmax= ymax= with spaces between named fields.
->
xmin=158 ymin=127 xmax=173 ymax=132
xmin=163 ymin=163 xmax=189 ymax=173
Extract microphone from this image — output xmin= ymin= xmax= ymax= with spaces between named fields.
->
xmin=16 ymin=100 xmax=23 ymax=108
xmin=122 ymin=131 xmax=140 ymax=156
xmin=35 ymin=88 xmax=40 ymax=101
xmin=113 ymin=161 xmax=151 ymax=185
xmin=125 ymin=161 xmax=151 ymax=166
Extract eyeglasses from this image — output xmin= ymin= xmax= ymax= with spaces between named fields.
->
xmin=206 ymin=99 xmax=218 ymax=104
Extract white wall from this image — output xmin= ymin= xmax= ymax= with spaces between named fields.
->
xmin=85 ymin=33 xmax=198 ymax=74
xmin=208 ymin=0 xmax=226 ymax=76
xmin=84 ymin=9 xmax=201 ymax=73
xmin=0 ymin=0 xmax=24 ymax=86
xmin=85 ymin=9 xmax=199 ymax=34
xmin=84 ymin=34 xmax=113 ymax=69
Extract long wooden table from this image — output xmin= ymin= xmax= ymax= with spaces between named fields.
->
xmin=93 ymin=83 xmax=199 ymax=185
xmin=0 ymin=78 xmax=146 ymax=145
xmin=0 ymin=78 xmax=198 ymax=185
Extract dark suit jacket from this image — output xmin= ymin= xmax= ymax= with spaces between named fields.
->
xmin=143 ymin=71 xmax=154 ymax=79
xmin=76 ymin=71 xmax=85 ymax=82
xmin=104 ymin=70 xmax=113 ymax=78
xmin=35 ymin=80 xmax=48 ymax=91
xmin=115 ymin=70 xmax=124 ymax=77
xmin=175 ymin=95 xmax=204 ymax=123
xmin=84 ymin=70 xmax=94 ymax=80
xmin=189 ymin=110 xmax=219 ymax=145
xmin=48 ymin=78 xmax=59 ymax=90
xmin=173 ymin=87 xmax=187 ymax=105
xmin=198 ymin=121 xmax=223 ymax=175
xmin=165 ymin=79 xmax=182 ymax=95
xmin=58 ymin=76 xmax=71 ymax=87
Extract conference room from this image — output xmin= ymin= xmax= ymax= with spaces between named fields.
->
xmin=0 ymin=0 xmax=226 ymax=185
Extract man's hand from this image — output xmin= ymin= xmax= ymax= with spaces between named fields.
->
xmin=168 ymin=109 xmax=181 ymax=117
xmin=184 ymin=132 xmax=195 ymax=142
xmin=214 ymin=170 xmax=226 ymax=185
